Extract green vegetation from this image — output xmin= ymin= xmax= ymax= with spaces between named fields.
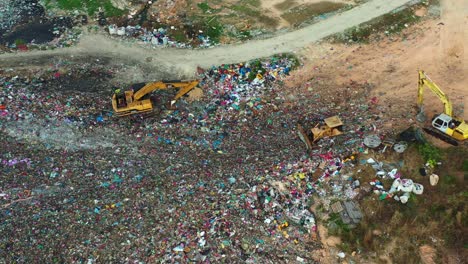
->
xmin=231 ymin=4 xmax=279 ymax=28
xmin=244 ymin=53 xmax=299 ymax=81
xmin=197 ymin=2 xmax=212 ymax=13
xmin=169 ymin=28 xmax=188 ymax=43
xmin=47 ymin=0 xmax=126 ymax=17
xmin=277 ymin=53 xmax=300 ymax=69
xmin=281 ymin=2 xmax=346 ymax=26
xmin=203 ymin=16 xmax=223 ymax=43
xmin=463 ymin=160 xmax=468 ymax=172
xmin=240 ymin=0 xmax=261 ymax=8
xmin=417 ymin=142 xmax=441 ymax=168
xmin=274 ymin=0 xmax=298 ymax=11
xmin=332 ymin=5 xmax=421 ymax=43
xmin=327 ymin=213 xmax=351 ymax=235
xmin=42 ymin=0 xmax=52 ymax=9
xmin=247 ymin=59 xmax=265 ymax=81
xmin=14 ymin=39 xmax=26 ymax=46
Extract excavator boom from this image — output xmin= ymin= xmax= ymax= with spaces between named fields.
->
xmin=417 ymin=70 xmax=453 ymax=117
xmin=133 ymin=80 xmax=199 ymax=101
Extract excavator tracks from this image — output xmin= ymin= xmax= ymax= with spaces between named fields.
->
xmin=423 ymin=127 xmax=459 ymax=146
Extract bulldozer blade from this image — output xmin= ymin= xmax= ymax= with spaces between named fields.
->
xmin=115 ymin=108 xmax=153 ymax=117
xmin=297 ymin=124 xmax=313 ymax=150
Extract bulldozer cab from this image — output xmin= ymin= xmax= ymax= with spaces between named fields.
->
xmin=324 ymin=116 xmax=343 ymax=129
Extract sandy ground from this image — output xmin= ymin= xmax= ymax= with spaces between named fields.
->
xmin=289 ymin=0 xmax=467 ymax=124
xmin=0 ymin=0 xmax=413 ymax=80
xmin=261 ymin=0 xmax=357 ymax=28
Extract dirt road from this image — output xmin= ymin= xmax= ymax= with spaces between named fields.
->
xmin=0 ymin=0 xmax=414 ymax=79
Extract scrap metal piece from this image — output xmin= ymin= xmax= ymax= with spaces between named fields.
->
xmin=331 ymin=201 xmax=344 ymax=213
xmin=340 ymin=201 xmax=363 ymax=226
xmin=393 ymin=141 xmax=408 ymax=153
xmin=364 ymin=134 xmax=381 ymax=148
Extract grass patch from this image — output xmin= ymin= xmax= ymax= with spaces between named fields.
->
xmin=417 ymin=142 xmax=441 ymax=168
xmin=168 ymin=28 xmax=188 ymax=43
xmin=197 ymin=2 xmax=212 ymax=13
xmin=332 ymin=5 xmax=421 ymax=43
xmin=274 ymin=0 xmax=298 ymax=11
xmin=231 ymin=4 xmax=279 ymax=28
xmin=203 ymin=16 xmax=223 ymax=43
xmin=53 ymin=0 xmax=125 ymax=17
xmin=240 ymin=0 xmax=261 ymax=8
xmin=42 ymin=0 xmax=53 ymax=9
xmin=231 ymin=4 xmax=260 ymax=17
xmin=440 ymin=174 xmax=456 ymax=186
xmin=281 ymin=2 xmax=345 ymax=26
xmin=14 ymin=39 xmax=26 ymax=46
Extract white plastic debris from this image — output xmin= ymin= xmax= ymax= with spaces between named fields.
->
xmin=400 ymin=193 xmax=411 ymax=204
xmin=430 ymin=174 xmax=439 ymax=186
xmin=337 ymin=252 xmax=346 ymax=258
xmin=393 ymin=141 xmax=408 ymax=153
xmin=198 ymin=237 xmax=206 ymax=247
xmin=389 ymin=178 xmax=402 ymax=193
xmin=387 ymin=168 xmax=398 ymax=179
xmin=412 ymin=183 xmax=424 ymax=195
xmin=399 ymin=179 xmax=414 ymax=193
xmin=296 ymin=256 xmax=305 ymax=262
xmin=117 ymin=27 xmax=126 ymax=36
xmin=108 ymin=24 xmax=117 ymax=35
xmin=173 ymin=245 xmax=184 ymax=252
xmin=376 ymin=171 xmax=386 ymax=177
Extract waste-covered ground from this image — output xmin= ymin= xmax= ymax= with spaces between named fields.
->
xmin=0 ymin=55 xmax=372 ymax=262
xmin=1 ymin=0 xmax=467 ymax=263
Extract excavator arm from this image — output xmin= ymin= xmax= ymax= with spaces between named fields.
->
xmin=417 ymin=70 xmax=453 ymax=117
xmin=112 ymin=80 xmax=199 ymax=116
xmin=133 ymin=80 xmax=199 ymax=101
xmin=170 ymin=81 xmax=199 ymax=105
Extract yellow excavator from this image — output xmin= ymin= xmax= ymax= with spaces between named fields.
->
xmin=416 ymin=70 xmax=468 ymax=145
xmin=112 ymin=80 xmax=199 ymax=117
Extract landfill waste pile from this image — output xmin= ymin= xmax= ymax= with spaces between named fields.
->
xmin=107 ymin=24 xmax=215 ymax=49
xmin=0 ymin=54 xmax=426 ymax=262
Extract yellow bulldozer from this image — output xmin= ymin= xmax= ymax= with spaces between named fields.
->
xmin=297 ymin=116 xmax=344 ymax=149
xmin=112 ymin=80 xmax=199 ymax=117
